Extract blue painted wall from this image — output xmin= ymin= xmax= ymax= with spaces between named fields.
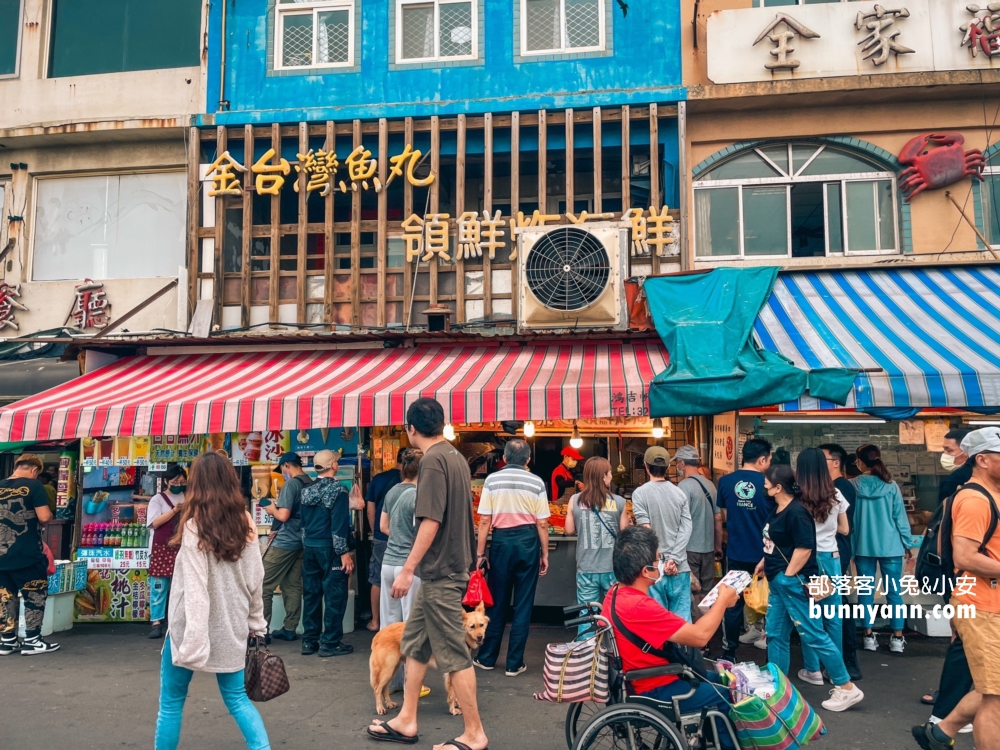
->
xmin=200 ymin=0 xmax=684 ymax=125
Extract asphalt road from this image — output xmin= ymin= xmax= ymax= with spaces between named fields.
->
xmin=0 ymin=623 xmax=973 ymax=750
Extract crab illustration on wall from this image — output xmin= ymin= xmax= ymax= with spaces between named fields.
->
xmin=898 ymin=132 xmax=985 ymax=201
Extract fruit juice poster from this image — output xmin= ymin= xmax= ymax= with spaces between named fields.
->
xmin=74 ymin=569 xmax=150 ymax=622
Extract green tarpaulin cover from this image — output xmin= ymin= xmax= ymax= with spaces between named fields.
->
xmin=644 ymin=267 xmax=857 ymax=417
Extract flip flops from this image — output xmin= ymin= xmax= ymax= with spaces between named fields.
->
xmin=436 ymin=740 xmax=488 ymax=750
xmin=921 ymin=690 xmax=939 ymax=706
xmin=366 ymin=721 xmax=418 ymax=745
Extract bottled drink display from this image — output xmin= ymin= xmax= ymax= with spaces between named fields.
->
xmin=80 ymin=522 xmax=149 ymax=548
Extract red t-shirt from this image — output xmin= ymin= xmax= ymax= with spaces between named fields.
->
xmin=603 ymin=585 xmax=687 ymax=694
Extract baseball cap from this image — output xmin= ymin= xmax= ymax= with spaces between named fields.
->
xmin=644 ymin=446 xmax=670 ymax=467
xmin=276 ymin=452 xmax=303 ymax=467
xmin=961 ymin=427 xmax=1000 ymax=457
xmin=313 ymin=449 xmax=341 ymax=472
xmin=671 ymin=445 xmax=701 ymax=463
xmin=561 ymin=446 xmax=585 ymax=461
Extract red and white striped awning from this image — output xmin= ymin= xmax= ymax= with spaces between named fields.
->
xmin=0 ymin=341 xmax=668 ymax=442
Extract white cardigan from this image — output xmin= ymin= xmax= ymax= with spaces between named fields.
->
xmin=167 ymin=518 xmax=266 ymax=673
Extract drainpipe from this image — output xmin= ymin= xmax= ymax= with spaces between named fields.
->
xmin=678 ymin=100 xmax=690 ymax=270
xmin=218 ymin=0 xmax=230 ymax=111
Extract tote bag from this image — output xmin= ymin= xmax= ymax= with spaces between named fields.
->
xmin=533 ymin=632 xmax=610 ymax=703
xmin=729 ymin=664 xmax=825 ymax=750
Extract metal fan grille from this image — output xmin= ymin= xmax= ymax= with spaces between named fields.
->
xmin=525 ymin=227 xmax=610 ymax=311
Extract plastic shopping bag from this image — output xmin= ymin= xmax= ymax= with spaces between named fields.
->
xmin=744 ymin=574 xmax=770 ymax=615
xmin=463 ymin=567 xmax=494 ymax=608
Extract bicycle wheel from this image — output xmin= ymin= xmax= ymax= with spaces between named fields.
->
xmin=573 ymin=704 xmax=688 ymax=750
xmin=565 ymin=702 xmax=605 ymax=748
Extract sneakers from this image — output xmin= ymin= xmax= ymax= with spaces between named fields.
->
xmin=821 ymin=684 xmax=864 ymax=712
xmin=912 ymin=723 xmax=955 ymax=750
xmin=271 ymin=628 xmax=298 ymax=641
xmin=797 ymin=669 xmax=825 ymax=687
xmin=0 ymin=636 xmax=19 ymax=656
xmin=739 ymin=625 xmax=765 ymax=644
xmin=505 ymin=664 xmax=527 ymax=677
xmin=318 ymin=643 xmax=353 ymax=657
xmin=890 ymin=636 xmax=906 ymax=654
xmin=754 ymin=636 xmax=768 ymax=651
xmin=148 ymin=623 xmax=164 ymax=639
xmin=928 ymin=716 xmax=972 ymax=734
xmin=473 ymin=659 xmax=494 ymax=670
xmin=863 ymin=633 xmax=878 ymax=652
xmin=20 ymin=636 xmax=60 ymax=655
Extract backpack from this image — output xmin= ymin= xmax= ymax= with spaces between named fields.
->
xmin=915 ymin=482 xmax=998 ymax=604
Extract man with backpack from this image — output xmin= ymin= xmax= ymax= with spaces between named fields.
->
xmin=913 ymin=427 xmax=1000 ymax=750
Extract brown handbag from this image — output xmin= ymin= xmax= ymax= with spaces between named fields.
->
xmin=245 ymin=636 xmax=290 ymax=702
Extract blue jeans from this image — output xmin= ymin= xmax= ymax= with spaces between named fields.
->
xmin=854 ymin=555 xmax=905 ymax=632
xmin=766 ymin=573 xmax=850 ymax=687
xmin=801 ymin=552 xmax=842 ymax=672
xmin=301 ymin=546 xmax=349 ymax=648
xmin=642 ymin=673 xmax=735 ymax=749
xmin=576 ymin=572 xmax=616 ymax=637
xmin=478 ymin=525 xmax=542 ymax=672
xmin=151 ymin=576 xmax=170 ymax=623
xmin=650 ymin=571 xmax=692 ymax=623
xmin=155 ymin=637 xmax=270 ymax=750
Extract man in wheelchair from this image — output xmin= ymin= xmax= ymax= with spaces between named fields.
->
xmin=606 ymin=527 xmax=739 ymax=731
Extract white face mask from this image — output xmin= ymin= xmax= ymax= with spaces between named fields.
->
xmin=940 ymin=453 xmax=957 ymax=472
xmin=643 ymin=560 xmax=665 ymax=583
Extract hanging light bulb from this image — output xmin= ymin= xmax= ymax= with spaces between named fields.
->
xmin=523 ymin=421 xmax=535 ymax=438
xmin=570 ymin=422 xmax=583 ymax=450
xmin=651 ymin=418 xmax=665 ymax=440
xmin=443 ymin=423 xmax=456 ymax=441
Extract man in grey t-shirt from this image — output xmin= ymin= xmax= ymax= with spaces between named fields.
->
xmin=631 ymin=446 xmax=693 ymax=621
xmin=673 ymin=445 xmax=721 ymax=614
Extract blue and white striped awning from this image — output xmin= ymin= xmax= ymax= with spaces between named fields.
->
xmin=754 ymin=265 xmax=1000 ymax=410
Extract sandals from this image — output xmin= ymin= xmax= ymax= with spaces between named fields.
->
xmin=921 ymin=691 xmax=938 ymax=706
xmin=366 ymin=721 xmax=418 ymax=745
xmin=437 ymin=741 xmax=488 ymax=750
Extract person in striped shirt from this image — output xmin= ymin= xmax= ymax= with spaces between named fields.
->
xmin=473 ymin=439 xmax=550 ymax=676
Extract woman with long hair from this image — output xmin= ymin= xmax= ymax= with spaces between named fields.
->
xmin=794 ymin=448 xmax=850 ymax=687
xmin=851 ymin=443 xmax=914 ymax=655
xmin=757 ymin=464 xmax=863 ymax=712
xmin=155 ymin=452 xmax=271 ymax=750
xmin=564 ymin=456 xmax=630 ymax=636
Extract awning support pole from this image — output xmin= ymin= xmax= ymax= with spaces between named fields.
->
xmin=945 ymin=191 xmax=1000 ymax=260
xmin=93 ymin=279 xmax=180 ymax=339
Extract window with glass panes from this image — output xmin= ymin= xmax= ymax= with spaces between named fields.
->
xmin=980 ymin=155 xmax=1000 ymax=247
xmin=521 ymin=0 xmax=604 ymax=55
xmin=276 ymin=0 xmax=353 ymax=69
xmin=398 ymin=0 xmax=476 ymax=62
xmin=693 ymin=143 xmax=898 ymax=259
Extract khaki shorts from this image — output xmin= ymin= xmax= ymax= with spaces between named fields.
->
xmin=953 ymin=598 xmax=1000 ymax=696
xmin=688 ymin=551 xmax=716 ymax=593
xmin=399 ymin=573 xmax=472 ymax=674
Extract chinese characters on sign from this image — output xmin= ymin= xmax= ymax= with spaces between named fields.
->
xmin=71 ymin=279 xmax=111 ymax=330
xmin=0 ymin=282 xmax=27 ymax=331
xmin=623 ymin=207 xmax=679 ymax=257
xmin=753 ymin=14 xmax=821 ymax=71
xmin=807 ymin=574 xmax=977 ymax=599
xmin=856 ymin=5 xmax=914 ymax=65
xmin=961 ymin=3 xmax=1000 ymax=57
xmin=204 ymin=143 xmax=436 ymax=198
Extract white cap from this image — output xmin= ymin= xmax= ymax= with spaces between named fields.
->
xmin=961 ymin=427 xmax=1000 ymax=457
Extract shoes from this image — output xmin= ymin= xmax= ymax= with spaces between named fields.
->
xmin=912 ymin=723 xmax=955 ymax=750
xmin=890 ymin=636 xmax=906 ymax=654
xmin=473 ymin=659 xmax=494 ymax=670
xmin=821 ymin=684 xmax=864 ymax=712
xmin=20 ymin=636 xmax=60 ymax=655
xmin=301 ymin=641 xmax=318 ymax=655
xmin=148 ymin=623 xmax=164 ymax=639
xmin=797 ymin=669 xmax=825 ymax=687
xmin=722 ymin=650 xmax=737 ymax=663
xmin=271 ymin=628 xmax=298 ymax=642
xmin=318 ymin=643 xmax=354 ymax=657
xmin=739 ymin=625 xmax=765 ymax=644
xmin=505 ymin=664 xmax=527 ymax=677
xmin=863 ymin=633 xmax=878 ymax=652
xmin=419 ymin=686 xmax=431 ymax=698
xmin=754 ymin=636 xmax=768 ymax=651
xmin=928 ymin=717 xmax=972 ymax=734
xmin=0 ymin=637 xmax=19 ymax=656
xmin=844 ymin=655 xmax=863 ymax=682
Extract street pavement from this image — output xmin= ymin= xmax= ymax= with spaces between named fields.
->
xmin=0 ymin=623 xmax=973 ymax=749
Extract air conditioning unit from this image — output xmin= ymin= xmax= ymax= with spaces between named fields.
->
xmin=517 ymin=223 xmax=628 ymax=332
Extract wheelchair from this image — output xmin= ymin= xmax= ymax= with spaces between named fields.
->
xmin=563 ymin=602 xmax=741 ymax=750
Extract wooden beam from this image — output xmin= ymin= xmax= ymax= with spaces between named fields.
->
xmin=510 ymin=111 xmax=520 ymax=215
xmin=297 ymin=121 xmax=308 ymax=324
xmin=214 ymin=126 xmax=226 ymax=328
xmin=351 ymin=119 xmax=362 ymax=325
xmin=186 ymin=127 xmax=200 ymax=324
xmin=565 ymin=108 xmax=574 ymax=214
xmin=377 ymin=118 xmax=388 ymax=327
xmin=650 ymin=103 xmax=661 ymax=275
xmin=403 ymin=117 xmax=414 ymax=327
xmin=324 ymin=121 xmax=335 ymax=323
xmin=240 ymin=124 xmax=253 ymax=327
xmin=621 ymin=105 xmax=631 ymax=212
xmin=94 ymin=279 xmax=179 ymax=338
xmin=538 ymin=110 xmax=547 ymax=213
xmin=429 ymin=115 xmax=440 ymax=307
xmin=593 ymin=107 xmax=603 ymax=213
xmin=269 ymin=123 xmax=281 ymax=325
xmin=455 ymin=114 xmax=466 ymax=324
xmin=483 ymin=112 xmax=493 ymax=317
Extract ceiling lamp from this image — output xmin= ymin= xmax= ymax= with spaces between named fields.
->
xmin=651 ymin=418 xmax=665 ymax=440
xmin=523 ymin=421 xmax=536 ymax=438
xmin=443 ymin=423 xmax=456 ymax=441
xmin=570 ymin=422 xmax=583 ymax=449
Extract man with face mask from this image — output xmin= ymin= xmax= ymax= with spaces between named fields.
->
xmin=940 ymin=429 xmax=973 ymax=505
xmin=550 ymin=446 xmax=585 ymax=502
xmin=260 ymin=452 xmax=312 ymax=642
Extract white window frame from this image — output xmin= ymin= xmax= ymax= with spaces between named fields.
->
xmin=981 ymin=163 xmax=1000 ymax=250
xmin=519 ymin=0 xmax=606 ymax=57
xmin=275 ymin=0 xmax=355 ymax=71
xmin=693 ymin=144 xmax=900 ymax=260
xmin=396 ymin=0 xmax=478 ymax=63
xmin=0 ymin=0 xmax=24 ymax=80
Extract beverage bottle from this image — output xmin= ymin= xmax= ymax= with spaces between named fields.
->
xmin=82 ymin=525 xmax=89 ymax=547
xmin=124 ymin=524 xmax=131 ymax=548
xmin=129 ymin=524 xmax=136 ymax=547
xmin=96 ymin=524 xmax=104 ymax=547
